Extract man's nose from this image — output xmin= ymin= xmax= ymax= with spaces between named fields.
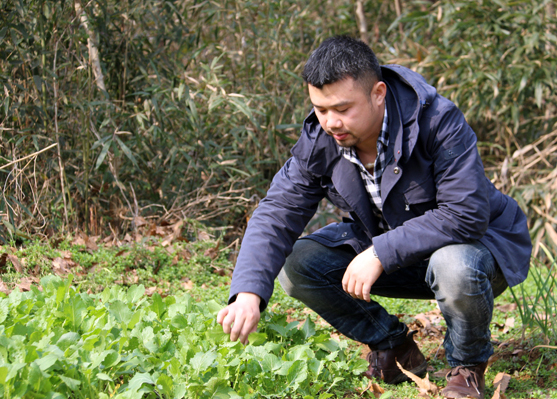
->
xmin=326 ymin=116 xmax=342 ymax=130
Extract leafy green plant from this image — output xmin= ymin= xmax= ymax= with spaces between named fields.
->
xmin=0 ymin=274 xmax=369 ymax=398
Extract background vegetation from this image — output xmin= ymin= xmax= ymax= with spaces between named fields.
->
xmin=1 ymin=1 xmax=556 ymax=396
xmin=1 ymin=0 xmax=555 ymax=254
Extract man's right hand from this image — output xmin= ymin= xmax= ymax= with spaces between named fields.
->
xmin=217 ymin=292 xmax=261 ymax=344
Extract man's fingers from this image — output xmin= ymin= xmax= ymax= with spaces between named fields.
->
xmin=218 ymin=292 xmax=261 ymax=343
xmin=216 ymin=308 xmax=228 ymax=325
xmin=231 ymin=312 xmax=258 ymax=344
xmin=221 ymin=310 xmax=238 ymax=335
xmin=362 ymin=282 xmax=372 ymax=302
xmin=341 ymin=272 xmax=349 ymax=292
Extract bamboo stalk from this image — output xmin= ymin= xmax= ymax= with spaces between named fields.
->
xmin=75 ymin=2 xmax=106 ymax=92
xmin=355 ymin=0 xmax=368 ymax=44
xmin=394 ymin=0 xmax=404 ymax=36
xmin=53 ymin=40 xmax=69 ymax=227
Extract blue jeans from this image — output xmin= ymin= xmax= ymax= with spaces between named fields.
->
xmin=278 ymin=239 xmax=508 ymax=367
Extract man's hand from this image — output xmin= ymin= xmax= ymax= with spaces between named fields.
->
xmin=342 ymin=246 xmax=383 ymax=302
xmin=217 ymin=292 xmax=261 ymax=344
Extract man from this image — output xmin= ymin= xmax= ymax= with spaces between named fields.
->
xmin=217 ymin=36 xmax=531 ymax=399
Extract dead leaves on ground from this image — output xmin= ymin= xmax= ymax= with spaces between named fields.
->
xmin=396 ymin=360 xmax=439 ymax=397
xmin=361 ymin=381 xmax=385 ymax=398
xmin=0 ymin=218 xmax=225 ymax=295
xmin=413 ymin=308 xmax=445 ymax=338
xmin=388 ymin=362 xmax=512 ymax=399
xmin=492 ymin=373 xmax=512 ymax=399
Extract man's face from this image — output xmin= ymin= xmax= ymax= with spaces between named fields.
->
xmin=308 ymin=77 xmax=386 ymax=152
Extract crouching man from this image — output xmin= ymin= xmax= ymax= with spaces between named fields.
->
xmin=217 ymin=36 xmax=531 ymax=399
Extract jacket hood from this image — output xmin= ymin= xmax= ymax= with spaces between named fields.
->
xmin=291 ymin=65 xmax=438 ymax=174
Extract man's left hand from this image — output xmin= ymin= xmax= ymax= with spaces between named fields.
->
xmin=342 ymin=246 xmax=383 ymax=302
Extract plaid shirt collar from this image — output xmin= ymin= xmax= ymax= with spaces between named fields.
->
xmin=339 ymin=105 xmax=390 ymax=229
xmin=339 ymin=106 xmax=389 ymax=174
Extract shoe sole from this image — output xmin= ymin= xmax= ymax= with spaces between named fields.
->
xmin=389 ymin=360 xmax=428 ymax=385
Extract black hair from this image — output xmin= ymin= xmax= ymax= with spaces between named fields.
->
xmin=302 ymin=36 xmax=382 ymax=93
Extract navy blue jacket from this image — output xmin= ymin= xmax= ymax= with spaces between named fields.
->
xmin=229 ymin=65 xmax=532 ymax=310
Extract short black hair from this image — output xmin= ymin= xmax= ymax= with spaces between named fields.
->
xmin=302 ymin=36 xmax=382 ymax=93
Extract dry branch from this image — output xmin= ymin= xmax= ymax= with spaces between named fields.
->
xmin=0 ymin=143 xmax=59 ymax=171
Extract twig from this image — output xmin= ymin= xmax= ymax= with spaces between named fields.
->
xmin=129 ymin=183 xmax=140 ymax=231
xmin=0 ymin=143 xmax=59 ymax=171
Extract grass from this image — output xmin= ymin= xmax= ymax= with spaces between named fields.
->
xmin=1 ymin=236 xmax=556 ymax=398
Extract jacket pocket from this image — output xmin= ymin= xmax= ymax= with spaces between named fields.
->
xmin=304 ymin=221 xmax=370 ymax=253
xmin=403 ymin=176 xmax=437 ymax=214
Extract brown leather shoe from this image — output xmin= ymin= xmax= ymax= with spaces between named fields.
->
xmin=363 ymin=330 xmax=427 ymax=384
xmin=441 ymin=362 xmax=487 ymax=399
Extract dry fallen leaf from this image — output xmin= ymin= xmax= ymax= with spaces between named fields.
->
xmin=493 ymin=372 xmax=511 ymax=392
xmin=432 ymin=368 xmax=451 ymax=379
xmin=17 ymin=276 xmax=40 ymax=292
xmin=179 ymin=248 xmax=192 ymax=262
xmin=72 ymin=235 xmax=86 ymax=246
xmin=204 ymin=240 xmax=220 ymax=260
xmin=7 ymin=254 xmax=24 ymax=273
xmin=502 ymin=317 xmax=515 ymax=334
xmin=73 ymin=234 xmax=99 ymax=251
xmin=361 ymin=380 xmax=385 ymax=398
xmin=162 ymin=220 xmax=184 ymax=247
xmin=487 ymin=354 xmax=501 ymax=368
xmin=512 ymin=348 xmax=527 ymax=356
xmin=211 ymin=266 xmax=227 ymax=276
xmin=181 ymin=280 xmax=194 ymax=290
xmin=133 ymin=216 xmax=147 ymax=228
xmin=396 ymin=360 xmax=439 ymax=396
xmin=491 ymin=372 xmax=511 ymax=399
xmin=0 ymin=253 xmax=9 ymax=271
xmin=415 ymin=313 xmax=432 ymax=331
xmin=197 ymin=230 xmax=212 ymax=241
xmin=0 ymin=280 xmax=10 ymax=294
xmin=145 ymin=287 xmax=157 ymax=296
xmin=496 ymin=303 xmax=517 ymax=312
xmin=52 ymin=257 xmax=72 ymax=276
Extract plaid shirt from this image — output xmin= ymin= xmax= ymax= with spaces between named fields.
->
xmin=340 ymin=106 xmax=390 ymax=231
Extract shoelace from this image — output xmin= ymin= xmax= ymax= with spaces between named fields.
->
xmin=367 ymin=351 xmax=380 ymax=371
xmin=366 ymin=351 xmax=385 ymax=379
xmin=447 ymin=366 xmax=481 ymax=395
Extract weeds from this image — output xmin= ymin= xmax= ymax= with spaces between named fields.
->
xmin=510 ymin=244 xmax=557 ymax=344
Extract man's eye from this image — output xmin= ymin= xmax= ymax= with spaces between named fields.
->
xmin=337 ymin=108 xmax=348 ymax=113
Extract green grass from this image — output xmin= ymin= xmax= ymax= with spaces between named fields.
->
xmin=1 ymin=237 xmax=556 ymax=398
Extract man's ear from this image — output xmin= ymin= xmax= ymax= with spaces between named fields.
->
xmin=371 ymin=81 xmax=387 ymax=105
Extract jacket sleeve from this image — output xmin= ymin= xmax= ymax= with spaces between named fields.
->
xmin=374 ymin=101 xmax=490 ymax=273
xmin=228 ymin=156 xmax=325 ymax=310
